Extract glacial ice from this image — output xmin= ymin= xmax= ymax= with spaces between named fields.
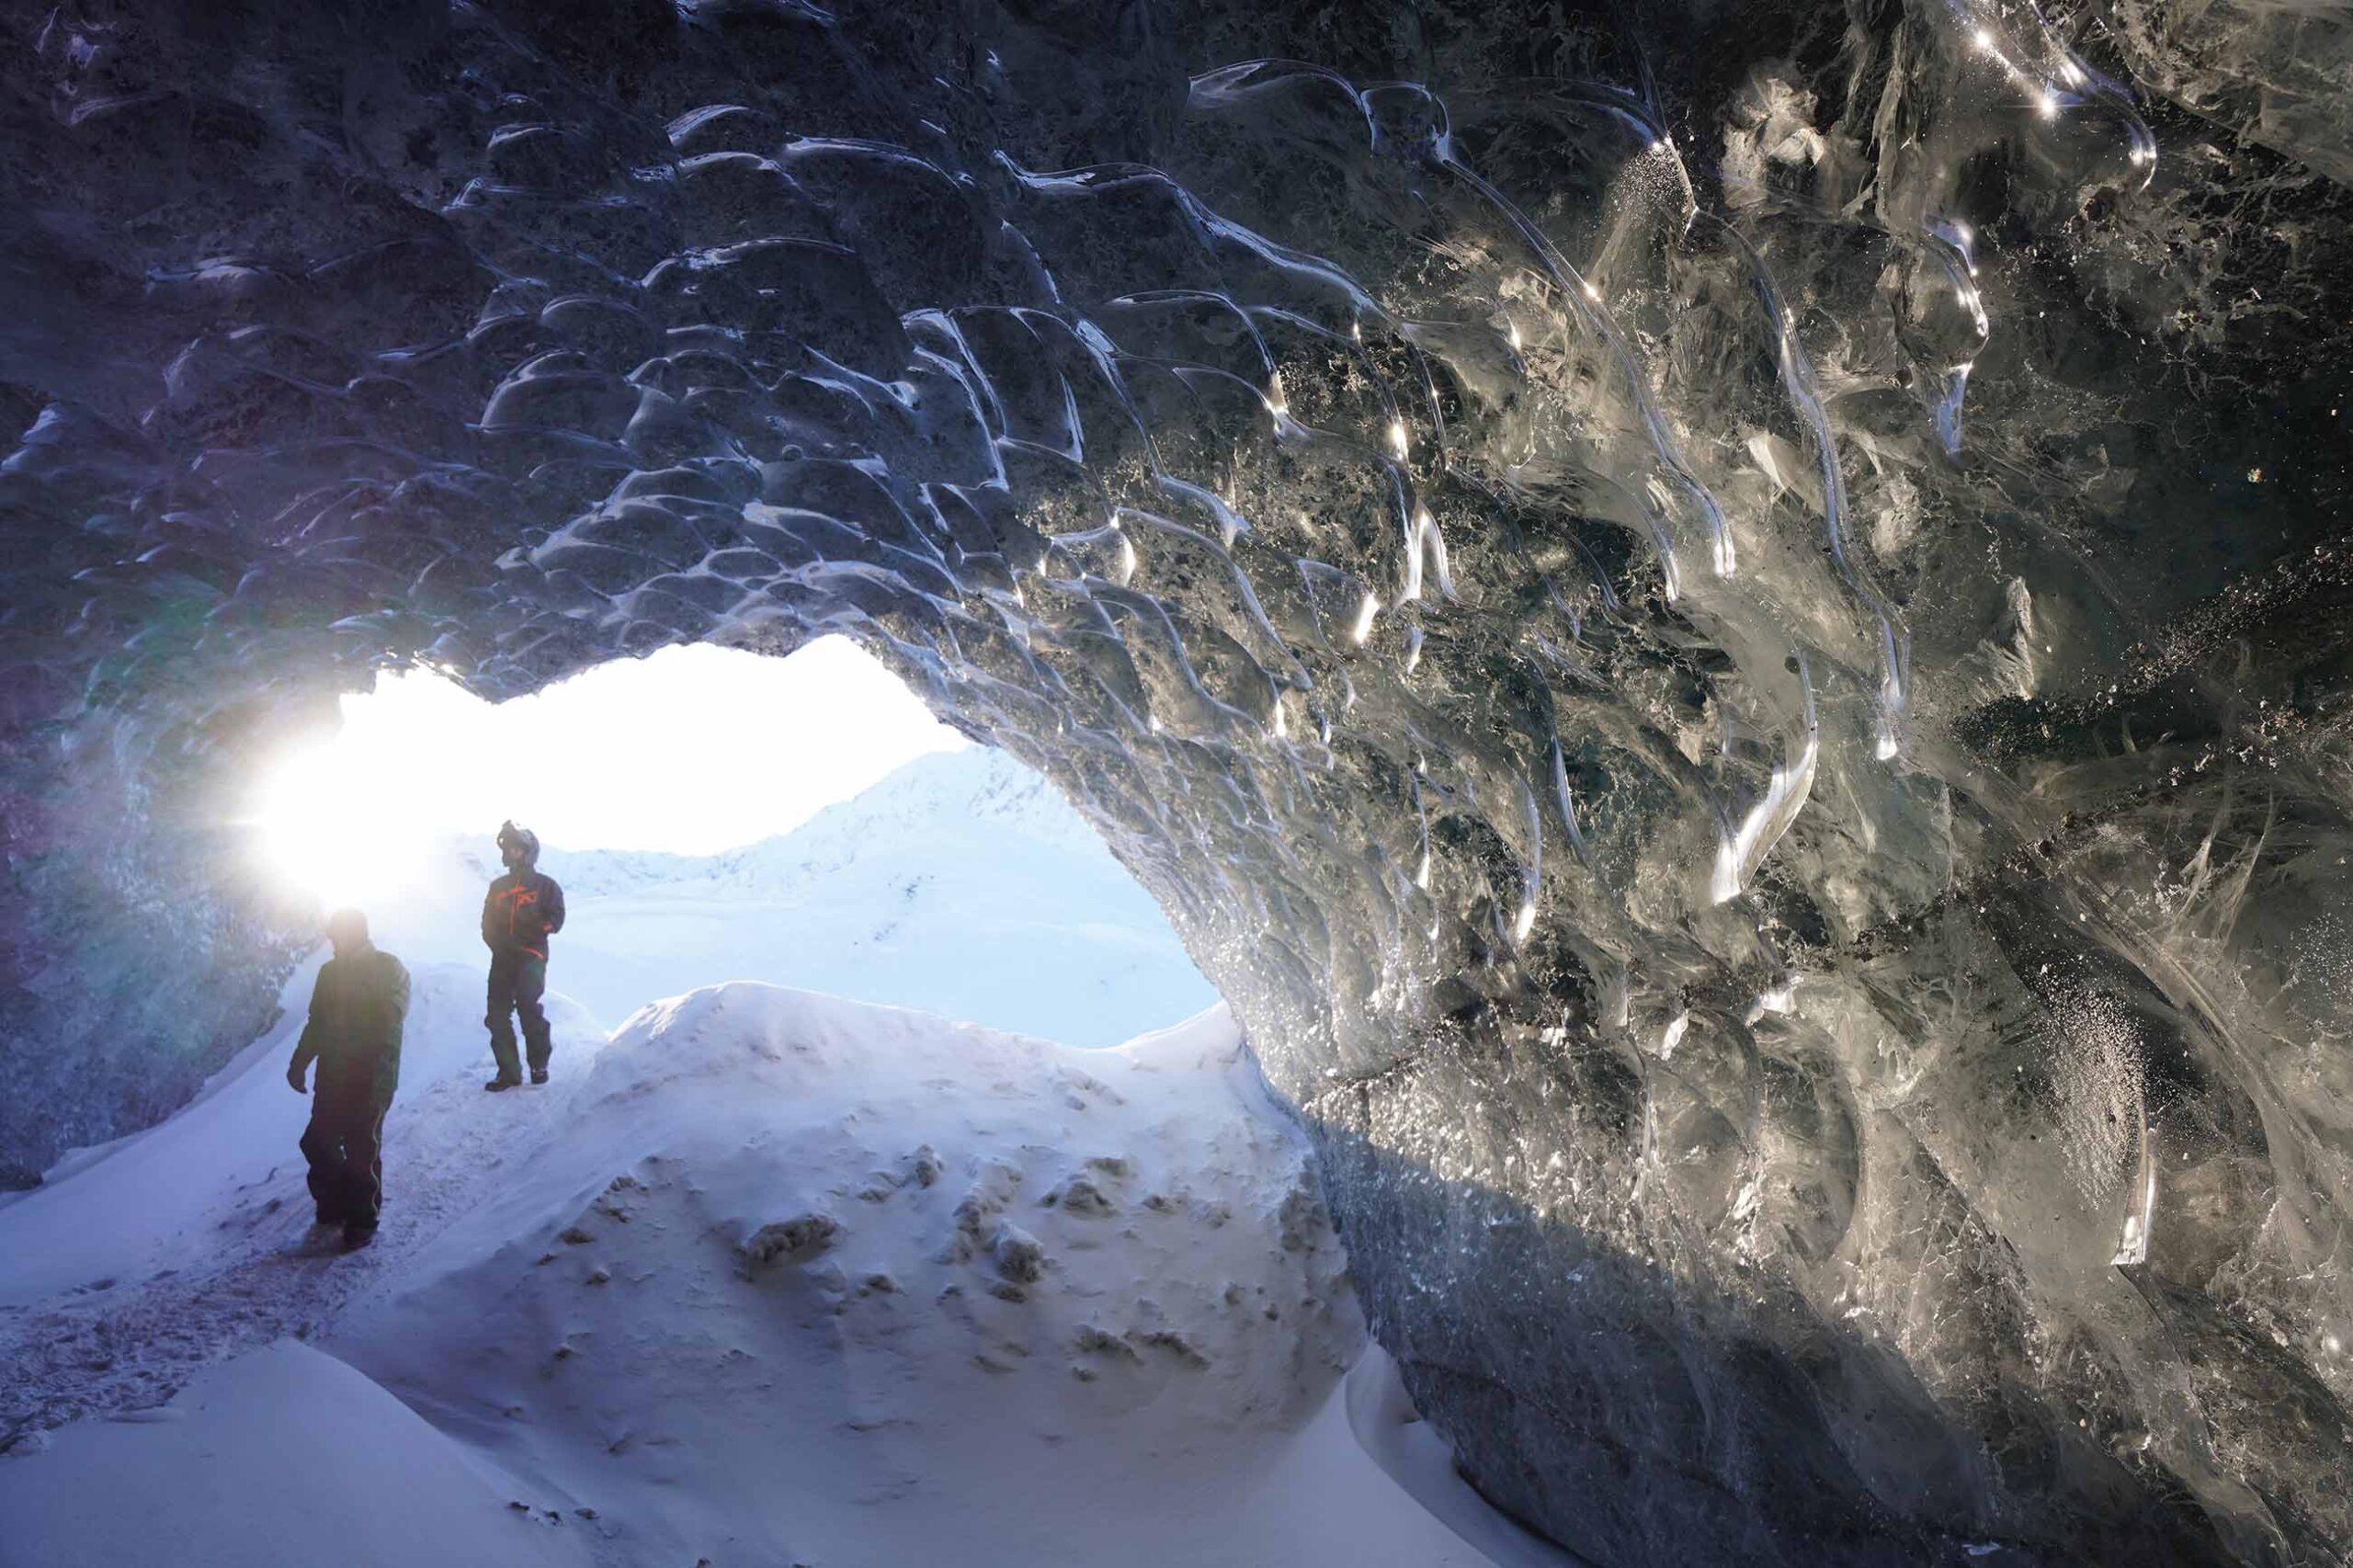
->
xmin=2 ymin=1 xmax=2350 ymax=1562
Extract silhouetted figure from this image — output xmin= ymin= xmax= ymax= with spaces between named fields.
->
xmin=482 ymin=820 xmax=565 ymax=1091
xmin=287 ymin=908 xmax=409 ymax=1252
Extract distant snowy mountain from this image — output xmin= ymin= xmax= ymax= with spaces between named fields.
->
xmin=390 ymin=746 xmax=1214 ymax=1049
xmin=542 ymin=745 xmax=1103 ymax=899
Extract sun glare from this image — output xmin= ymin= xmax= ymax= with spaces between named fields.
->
xmin=254 ymin=742 xmax=442 ymax=909
xmin=249 ymin=638 xmax=968 ymax=908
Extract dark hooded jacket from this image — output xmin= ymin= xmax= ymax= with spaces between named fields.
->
xmin=482 ymin=827 xmax=566 ymax=958
xmin=290 ymin=943 xmax=410 ymax=1106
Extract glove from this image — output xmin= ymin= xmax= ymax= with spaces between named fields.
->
xmin=287 ymin=1062 xmax=307 ymax=1094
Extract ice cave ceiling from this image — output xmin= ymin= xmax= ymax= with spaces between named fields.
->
xmin=4 ymin=0 xmax=2352 ymax=1562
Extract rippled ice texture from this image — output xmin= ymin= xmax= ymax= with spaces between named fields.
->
xmin=2 ymin=1 xmax=2350 ymax=1562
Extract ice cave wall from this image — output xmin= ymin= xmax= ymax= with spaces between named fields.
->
xmin=2 ymin=0 xmax=2350 ymax=1562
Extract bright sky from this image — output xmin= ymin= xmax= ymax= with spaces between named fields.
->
xmin=252 ymin=637 xmax=967 ymax=905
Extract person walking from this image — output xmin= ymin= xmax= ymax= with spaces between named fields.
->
xmin=286 ymin=908 xmax=409 ymax=1252
xmin=482 ymin=819 xmax=566 ymax=1091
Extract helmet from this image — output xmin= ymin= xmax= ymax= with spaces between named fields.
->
xmin=495 ymin=820 xmax=540 ymax=868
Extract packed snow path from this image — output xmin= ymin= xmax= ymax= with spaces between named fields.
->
xmin=0 ymin=961 xmax=608 ymax=1436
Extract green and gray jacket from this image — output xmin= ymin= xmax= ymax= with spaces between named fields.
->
xmin=290 ymin=945 xmax=410 ymax=1106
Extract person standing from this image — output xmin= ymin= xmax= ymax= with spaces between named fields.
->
xmin=286 ymin=908 xmax=409 ymax=1252
xmin=482 ymin=819 xmax=566 ymax=1091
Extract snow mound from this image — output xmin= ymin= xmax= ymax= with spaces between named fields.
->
xmin=4 ymin=985 xmax=1557 ymax=1568
xmin=0 ymin=1342 xmax=594 ymax=1568
xmin=318 ymin=985 xmax=1521 ymax=1567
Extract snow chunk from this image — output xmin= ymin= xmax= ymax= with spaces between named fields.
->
xmin=741 ymin=1212 xmax=841 ymax=1267
xmin=990 ymin=1221 xmax=1047 ymax=1283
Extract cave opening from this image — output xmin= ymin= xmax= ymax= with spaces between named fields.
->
xmin=237 ymin=634 xmax=1216 ymax=1049
xmin=244 ymin=636 xmax=962 ymax=906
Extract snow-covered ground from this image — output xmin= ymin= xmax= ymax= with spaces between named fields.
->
xmin=0 ymin=983 xmax=1570 ymax=1568
xmin=0 ymin=748 xmax=1573 ymax=1568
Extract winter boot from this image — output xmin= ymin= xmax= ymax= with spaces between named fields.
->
xmin=530 ymin=1067 xmax=549 ymax=1085
xmin=341 ymin=1220 xmax=378 ymax=1252
xmin=485 ymin=1074 xmax=522 ymax=1092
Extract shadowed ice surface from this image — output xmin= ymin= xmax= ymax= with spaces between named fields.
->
xmin=1 ymin=1 xmax=2350 ymax=1562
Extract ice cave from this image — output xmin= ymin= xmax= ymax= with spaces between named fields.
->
xmin=1 ymin=0 xmax=2349 ymax=1563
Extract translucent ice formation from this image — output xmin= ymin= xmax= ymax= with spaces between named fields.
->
xmin=1 ymin=2 xmax=2348 ymax=1562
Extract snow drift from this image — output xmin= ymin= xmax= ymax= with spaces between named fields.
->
xmin=1 ymin=985 xmax=1552 ymax=1568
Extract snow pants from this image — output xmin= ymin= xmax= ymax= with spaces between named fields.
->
xmin=486 ymin=948 xmax=551 ymax=1081
xmin=301 ymin=1088 xmax=389 ymax=1225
